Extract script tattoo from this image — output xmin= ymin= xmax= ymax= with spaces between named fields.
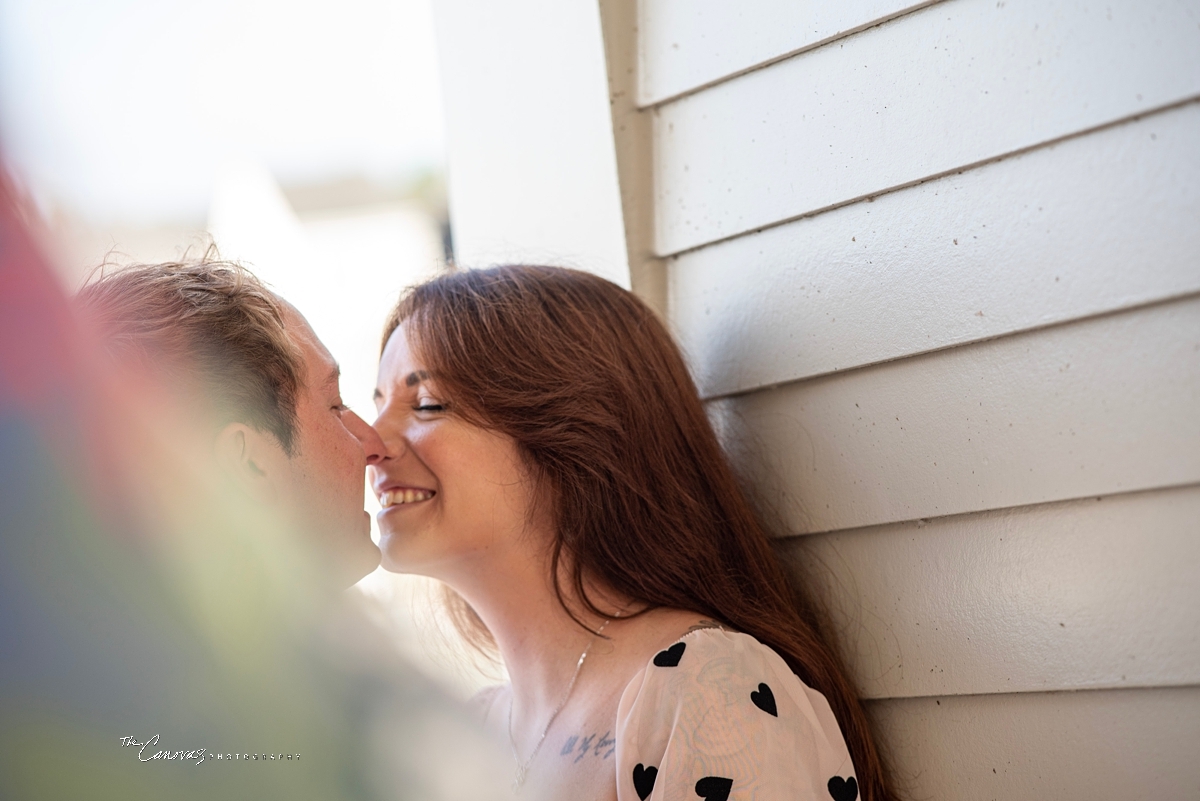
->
xmin=559 ymin=730 xmax=616 ymax=762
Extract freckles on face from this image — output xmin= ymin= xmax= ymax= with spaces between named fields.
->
xmin=279 ymin=304 xmax=378 ymax=584
xmin=370 ymin=325 xmax=537 ymax=578
xmin=302 ymin=401 xmax=367 ymax=491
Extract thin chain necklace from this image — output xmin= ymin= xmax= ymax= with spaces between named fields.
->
xmin=508 ymin=619 xmax=611 ymax=791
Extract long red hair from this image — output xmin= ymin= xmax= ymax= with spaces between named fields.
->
xmin=383 ymin=265 xmax=895 ymax=801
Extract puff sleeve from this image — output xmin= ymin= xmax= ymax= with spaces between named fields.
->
xmin=614 ymin=629 xmax=858 ymax=801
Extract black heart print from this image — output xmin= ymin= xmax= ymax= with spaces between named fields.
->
xmin=694 ymin=776 xmax=733 ymax=801
xmin=827 ymin=775 xmax=858 ymax=801
xmin=653 ymin=641 xmax=686 ymax=667
xmin=750 ymin=682 xmax=777 ymax=716
xmin=633 ymin=763 xmax=658 ymax=800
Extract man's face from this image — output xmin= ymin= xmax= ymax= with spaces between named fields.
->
xmin=276 ymin=304 xmax=383 ymax=587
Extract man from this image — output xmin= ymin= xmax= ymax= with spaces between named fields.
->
xmin=3 ymin=184 xmax=510 ymax=800
xmin=78 ymin=256 xmax=384 ymax=588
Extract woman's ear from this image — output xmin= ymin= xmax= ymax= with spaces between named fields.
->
xmin=214 ymin=422 xmax=286 ymax=504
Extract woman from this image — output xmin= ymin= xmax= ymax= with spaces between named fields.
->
xmin=369 ymin=265 xmax=894 ymax=801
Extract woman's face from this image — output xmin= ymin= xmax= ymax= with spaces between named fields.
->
xmin=369 ymin=323 xmax=539 ymax=577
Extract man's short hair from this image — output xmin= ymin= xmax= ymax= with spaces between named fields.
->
xmin=77 ymin=256 xmax=304 ymax=454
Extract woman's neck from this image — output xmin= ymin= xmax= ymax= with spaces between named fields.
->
xmin=442 ymin=541 xmax=617 ymax=717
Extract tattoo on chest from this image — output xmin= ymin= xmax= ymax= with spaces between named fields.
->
xmin=559 ymin=730 xmax=616 ymax=762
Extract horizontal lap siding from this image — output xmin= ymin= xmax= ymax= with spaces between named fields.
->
xmin=709 ymin=296 xmax=1200 ymax=534
xmin=653 ymin=0 xmax=1200 ymax=255
xmin=637 ymin=0 xmax=938 ymax=106
xmin=783 ymin=486 xmax=1200 ymax=699
xmin=867 ymin=686 xmax=1200 ymax=799
xmin=669 ymin=103 xmax=1200 ymax=398
xmin=635 ymin=0 xmax=1200 ymax=794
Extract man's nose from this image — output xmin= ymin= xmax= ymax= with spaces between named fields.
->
xmin=343 ymin=409 xmax=386 ymax=465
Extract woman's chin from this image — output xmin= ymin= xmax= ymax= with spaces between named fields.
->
xmin=377 ymin=536 xmax=431 ymax=575
xmin=376 ymin=538 xmax=408 ymax=573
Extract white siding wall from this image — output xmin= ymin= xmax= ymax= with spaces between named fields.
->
xmin=622 ymin=0 xmax=1200 ymax=796
xmin=637 ymin=0 xmax=939 ymax=106
xmin=432 ymin=0 xmax=630 ymax=287
xmin=652 ymin=0 xmax=1200 ymax=257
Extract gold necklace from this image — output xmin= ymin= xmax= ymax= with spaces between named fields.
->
xmin=507 ymin=619 xmax=610 ymax=791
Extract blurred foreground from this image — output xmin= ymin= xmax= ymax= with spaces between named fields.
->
xmin=0 ymin=174 xmax=509 ymax=799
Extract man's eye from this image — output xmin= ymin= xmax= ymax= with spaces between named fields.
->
xmin=333 ymin=403 xmax=350 ymax=413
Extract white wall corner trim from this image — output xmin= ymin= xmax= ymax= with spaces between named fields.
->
xmin=431 ymin=0 xmax=631 ymax=288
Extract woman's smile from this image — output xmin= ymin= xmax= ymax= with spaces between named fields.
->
xmin=369 ymin=322 xmax=537 ymax=576
xmin=376 ymin=486 xmax=437 ymax=509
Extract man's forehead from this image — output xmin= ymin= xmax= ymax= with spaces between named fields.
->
xmin=278 ymin=298 xmax=338 ymax=386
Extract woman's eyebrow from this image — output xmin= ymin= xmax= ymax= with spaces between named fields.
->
xmin=374 ymin=370 xmax=432 ymax=400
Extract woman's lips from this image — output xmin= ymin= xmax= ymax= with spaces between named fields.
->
xmin=378 ymin=488 xmax=436 ymax=507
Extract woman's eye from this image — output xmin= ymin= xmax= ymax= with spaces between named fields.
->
xmin=415 ymin=400 xmax=445 ymax=412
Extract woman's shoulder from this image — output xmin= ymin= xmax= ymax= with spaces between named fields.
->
xmin=619 ymin=623 xmax=791 ymax=683
xmin=644 ymin=624 xmax=791 ymax=674
xmin=617 ymin=625 xmax=820 ymax=718
xmin=614 ymin=627 xmax=857 ymax=800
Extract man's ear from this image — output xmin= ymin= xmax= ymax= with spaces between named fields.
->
xmin=214 ymin=423 xmax=288 ymax=504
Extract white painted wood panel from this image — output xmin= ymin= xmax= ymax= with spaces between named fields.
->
xmin=654 ymin=0 xmax=1200 ymax=255
xmin=432 ymin=0 xmax=630 ymax=286
xmin=671 ymin=103 xmax=1200 ymax=399
xmin=710 ymin=297 xmax=1200 ymax=534
xmin=868 ymin=686 xmax=1200 ymax=800
xmin=637 ymin=0 xmax=937 ymax=106
xmin=784 ymin=486 xmax=1200 ymax=699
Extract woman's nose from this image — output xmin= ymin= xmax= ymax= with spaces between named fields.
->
xmin=343 ymin=409 xmax=387 ymax=465
xmin=367 ymin=407 xmax=409 ymax=461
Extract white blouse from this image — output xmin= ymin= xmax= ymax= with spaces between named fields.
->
xmin=615 ymin=628 xmax=858 ymax=801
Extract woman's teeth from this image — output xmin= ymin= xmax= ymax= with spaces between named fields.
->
xmin=380 ymin=489 xmax=434 ymax=507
